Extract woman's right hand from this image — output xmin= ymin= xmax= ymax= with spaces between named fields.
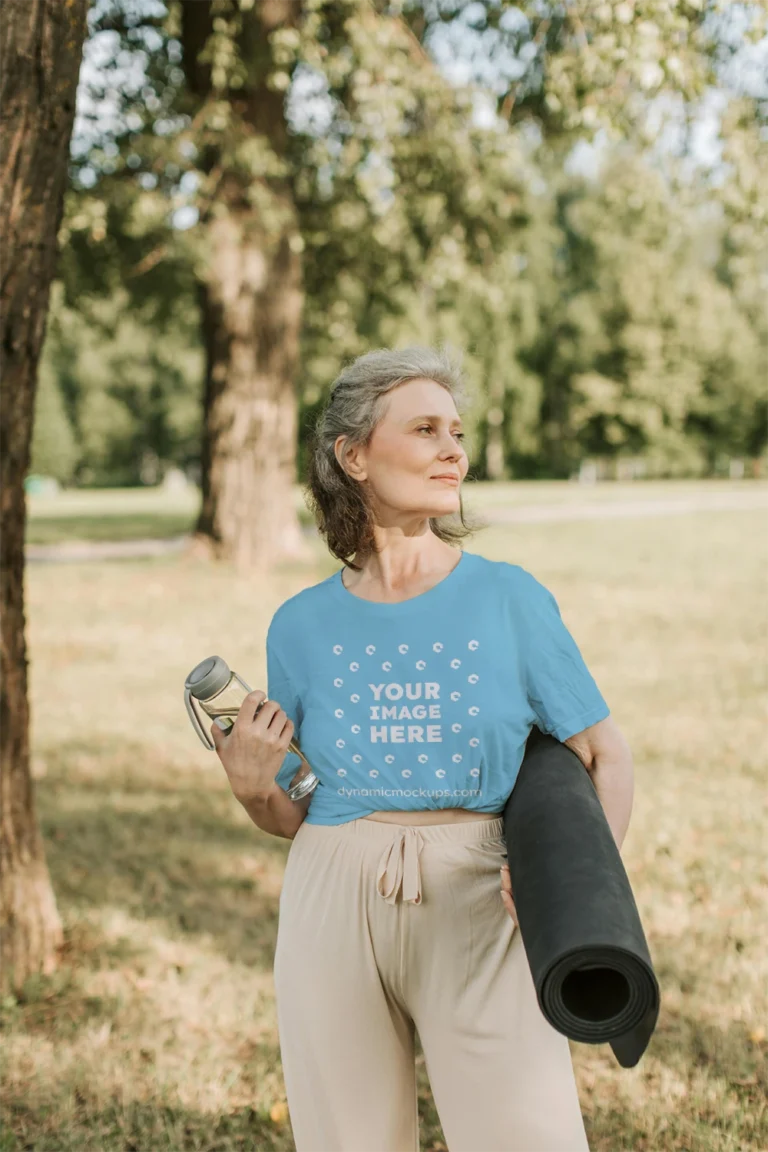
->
xmin=210 ymin=690 xmax=294 ymax=803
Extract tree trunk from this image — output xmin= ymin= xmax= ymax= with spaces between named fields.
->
xmin=194 ymin=215 xmax=309 ymax=573
xmin=0 ymin=0 xmax=89 ymax=995
xmin=181 ymin=0 xmax=311 ymax=574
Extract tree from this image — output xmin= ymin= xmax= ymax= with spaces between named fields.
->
xmin=74 ymin=0 xmax=532 ymax=566
xmin=0 ymin=0 xmax=90 ymax=995
xmin=178 ymin=0 xmax=310 ymax=572
xmin=54 ymin=0 xmax=768 ymax=509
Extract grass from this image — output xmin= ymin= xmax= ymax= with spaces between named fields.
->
xmin=24 ymin=478 xmax=764 ymax=545
xmin=3 ymin=484 xmax=767 ymax=1151
xmin=25 ymin=487 xmax=201 ymax=545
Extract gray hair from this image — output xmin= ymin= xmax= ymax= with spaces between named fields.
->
xmin=304 ymin=344 xmax=487 ymax=570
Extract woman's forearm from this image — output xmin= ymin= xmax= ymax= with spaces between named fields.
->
xmin=237 ymin=781 xmax=310 ymax=839
xmin=590 ymin=753 xmax=634 ymax=852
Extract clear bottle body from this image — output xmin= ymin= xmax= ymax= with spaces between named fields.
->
xmin=196 ymin=669 xmax=318 ymax=800
xmin=202 ymin=672 xmax=252 ymax=735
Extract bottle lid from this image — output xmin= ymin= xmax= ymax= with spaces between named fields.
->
xmin=185 ymin=655 xmax=231 ymax=701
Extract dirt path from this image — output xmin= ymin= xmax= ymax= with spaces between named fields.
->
xmin=26 ymin=536 xmax=192 ymax=563
xmin=478 ymin=488 xmax=768 ymax=524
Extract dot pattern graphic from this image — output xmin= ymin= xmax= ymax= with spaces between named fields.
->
xmin=330 ymin=638 xmax=482 ymax=781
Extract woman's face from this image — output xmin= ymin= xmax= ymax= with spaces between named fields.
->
xmin=336 ymin=377 xmax=469 ymax=522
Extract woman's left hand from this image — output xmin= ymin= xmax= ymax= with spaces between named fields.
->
xmin=500 ymin=863 xmax=517 ymax=925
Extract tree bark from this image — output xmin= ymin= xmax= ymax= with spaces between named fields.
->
xmin=0 ymin=0 xmax=90 ymax=995
xmin=181 ymin=0 xmax=311 ymax=574
xmin=194 ymin=214 xmax=308 ymax=573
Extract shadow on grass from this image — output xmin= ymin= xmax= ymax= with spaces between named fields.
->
xmin=37 ymin=739 xmax=290 ymax=973
xmin=583 ymin=945 xmax=768 ymax=1151
xmin=25 ymin=506 xmax=317 ymax=547
xmin=2 ymin=1079 xmax=294 ymax=1152
xmin=14 ymin=741 xmax=766 ymax=1152
xmin=652 ymin=946 xmax=767 ymax=1098
xmin=25 ymin=513 xmax=196 ymax=546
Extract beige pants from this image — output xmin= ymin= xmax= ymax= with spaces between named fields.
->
xmin=274 ymin=816 xmax=590 ymax=1152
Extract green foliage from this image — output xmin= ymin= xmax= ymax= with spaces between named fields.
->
xmin=38 ymin=283 xmax=203 ymax=487
xmin=44 ymin=0 xmax=768 ymax=486
xmin=536 ymin=154 xmax=767 ymax=476
xmin=30 ymin=359 xmax=79 ymax=485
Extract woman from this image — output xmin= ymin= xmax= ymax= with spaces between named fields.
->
xmin=212 ymin=346 xmax=630 ymax=1152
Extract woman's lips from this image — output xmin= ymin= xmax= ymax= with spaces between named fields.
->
xmin=432 ymin=475 xmax=459 ymax=484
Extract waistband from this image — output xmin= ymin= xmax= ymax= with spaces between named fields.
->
xmin=298 ymin=816 xmax=505 ymax=907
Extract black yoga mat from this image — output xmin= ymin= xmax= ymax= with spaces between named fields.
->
xmin=502 ymin=725 xmax=660 ymax=1068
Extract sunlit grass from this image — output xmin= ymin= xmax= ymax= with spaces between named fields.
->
xmin=24 ymin=478 xmax=765 ymax=545
xmin=2 ymin=494 xmax=767 ymax=1150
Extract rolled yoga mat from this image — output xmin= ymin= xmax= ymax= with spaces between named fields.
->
xmin=502 ymin=725 xmax=660 ymax=1069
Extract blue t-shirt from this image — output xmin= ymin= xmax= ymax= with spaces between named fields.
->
xmin=266 ymin=549 xmax=610 ymax=826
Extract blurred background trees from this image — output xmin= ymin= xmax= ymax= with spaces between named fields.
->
xmin=32 ymin=0 xmax=768 ymax=546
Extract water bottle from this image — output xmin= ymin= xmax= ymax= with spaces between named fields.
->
xmin=184 ymin=655 xmax=319 ymax=801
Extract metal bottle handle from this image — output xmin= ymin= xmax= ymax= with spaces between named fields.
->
xmin=184 ymin=677 xmax=319 ymax=801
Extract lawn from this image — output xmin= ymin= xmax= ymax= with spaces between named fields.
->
xmin=23 ymin=477 xmax=764 ymax=544
xmin=2 ymin=485 xmax=767 ymax=1151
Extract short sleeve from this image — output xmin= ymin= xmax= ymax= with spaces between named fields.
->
xmin=266 ymin=628 xmax=305 ymax=792
xmin=517 ymin=570 xmax=610 ymax=742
